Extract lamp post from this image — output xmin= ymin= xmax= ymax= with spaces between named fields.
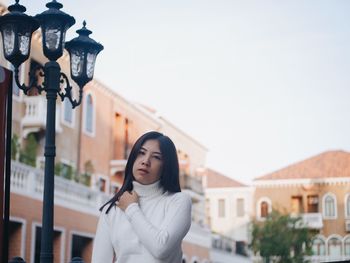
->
xmin=0 ymin=1 xmax=103 ymax=262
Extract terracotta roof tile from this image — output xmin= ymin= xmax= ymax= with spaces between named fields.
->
xmin=254 ymin=150 xmax=350 ymax=181
xmin=205 ymin=168 xmax=246 ymax=188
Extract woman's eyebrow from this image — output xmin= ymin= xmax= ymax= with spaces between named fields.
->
xmin=140 ymin=147 xmax=162 ymax=155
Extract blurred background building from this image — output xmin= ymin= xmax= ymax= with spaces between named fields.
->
xmin=253 ymin=150 xmax=350 ymax=262
xmin=0 ymin=2 xmax=249 ymax=262
xmin=3 ymin=1 xmax=350 ymax=263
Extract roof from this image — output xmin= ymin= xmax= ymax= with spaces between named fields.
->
xmin=254 ymin=150 xmax=350 ymax=181
xmin=205 ymin=168 xmax=246 ymax=188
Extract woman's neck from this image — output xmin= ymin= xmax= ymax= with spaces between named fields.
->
xmin=132 ymin=180 xmax=163 ymax=198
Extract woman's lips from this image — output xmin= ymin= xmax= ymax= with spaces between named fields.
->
xmin=138 ymin=168 xmax=149 ymax=174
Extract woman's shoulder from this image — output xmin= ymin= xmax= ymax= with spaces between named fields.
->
xmin=167 ymin=191 xmax=192 ymax=205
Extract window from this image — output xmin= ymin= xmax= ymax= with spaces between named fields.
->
xmin=323 ymin=193 xmax=337 ymax=219
xmin=236 ymin=198 xmax=244 ymax=217
xmin=9 ymin=220 xmax=24 ymax=258
xmin=345 ymin=237 xmax=350 ymax=256
xmin=71 ymin=233 xmax=93 ymax=261
xmin=63 ymin=98 xmax=74 ymax=126
xmin=307 ymin=195 xmax=319 ymax=213
xmin=98 ymin=178 xmax=106 ymax=192
xmin=291 ymin=196 xmax=303 ymax=214
xmin=261 ymin=202 xmax=268 ymax=218
xmin=345 ymin=194 xmax=350 ymax=218
xmin=218 ymin=199 xmax=225 ymax=218
xmin=257 ymin=197 xmax=272 ymax=220
xmin=312 ymin=237 xmax=325 ymax=256
xmin=84 ymin=93 xmax=94 ymax=135
xmin=325 ymin=196 xmax=335 ymax=216
xmin=34 ymin=226 xmax=62 ymax=263
xmin=328 ymin=236 xmax=342 ymax=257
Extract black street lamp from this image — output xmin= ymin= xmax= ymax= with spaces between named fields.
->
xmin=0 ymin=1 xmax=103 ymax=263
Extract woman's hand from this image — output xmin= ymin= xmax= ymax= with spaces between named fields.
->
xmin=117 ymin=191 xmax=139 ymax=211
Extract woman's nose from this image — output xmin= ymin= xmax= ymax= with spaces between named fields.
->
xmin=141 ymin=156 xmax=150 ymax=166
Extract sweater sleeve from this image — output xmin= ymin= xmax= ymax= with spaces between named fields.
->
xmin=124 ymin=192 xmax=192 ymax=259
xmin=91 ymin=211 xmax=114 ymax=263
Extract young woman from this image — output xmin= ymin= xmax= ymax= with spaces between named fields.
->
xmin=92 ymin=131 xmax=192 ymax=263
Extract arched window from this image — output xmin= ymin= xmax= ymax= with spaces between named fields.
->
xmin=312 ymin=236 xmax=325 ymax=256
xmin=84 ymin=93 xmax=94 ymax=134
xmin=345 ymin=194 xmax=350 ymax=218
xmin=256 ymin=197 xmax=272 ymax=220
xmin=261 ymin=202 xmax=268 ymax=218
xmin=328 ymin=236 xmax=342 ymax=257
xmin=63 ymin=98 xmax=73 ymax=125
xmin=323 ymin=193 xmax=337 ymax=219
xmin=344 ymin=236 xmax=350 ymax=256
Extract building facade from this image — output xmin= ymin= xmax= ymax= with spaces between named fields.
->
xmin=0 ymin=2 xmax=213 ymax=261
xmin=253 ymin=150 xmax=350 ymax=262
xmin=204 ymin=168 xmax=253 ymax=262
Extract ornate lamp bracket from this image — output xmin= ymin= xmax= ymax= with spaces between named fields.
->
xmin=58 ymin=72 xmax=83 ymax=108
xmin=14 ymin=64 xmax=45 ymax=95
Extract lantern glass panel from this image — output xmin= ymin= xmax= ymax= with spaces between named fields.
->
xmin=86 ymin=52 xmax=96 ymax=78
xmin=3 ymin=24 xmax=15 ymax=56
xmin=71 ymin=49 xmax=84 ymax=77
xmin=19 ymin=25 xmax=31 ymax=56
xmin=62 ymin=30 xmax=67 ymax=48
xmin=45 ymin=21 xmax=61 ymax=51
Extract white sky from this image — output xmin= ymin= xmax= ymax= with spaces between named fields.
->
xmin=19 ymin=0 xmax=350 ymax=184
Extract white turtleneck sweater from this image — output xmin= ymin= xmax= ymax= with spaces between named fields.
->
xmin=91 ymin=181 xmax=192 ymax=263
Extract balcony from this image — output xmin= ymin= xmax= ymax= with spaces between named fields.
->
xmin=293 ymin=212 xmax=323 ymax=229
xmin=21 ymin=96 xmax=62 ymax=137
xmin=180 ymin=174 xmax=204 ymax=203
xmin=10 ymin=161 xmax=109 ymax=215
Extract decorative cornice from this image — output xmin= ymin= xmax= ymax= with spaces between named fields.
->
xmin=253 ymin=177 xmax=350 ymax=188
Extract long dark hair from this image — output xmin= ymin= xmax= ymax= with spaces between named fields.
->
xmin=100 ymin=131 xmax=181 ymax=213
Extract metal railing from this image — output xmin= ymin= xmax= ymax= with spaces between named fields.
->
xmin=10 ymin=161 xmax=110 ymax=215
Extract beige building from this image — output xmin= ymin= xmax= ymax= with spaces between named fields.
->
xmin=0 ymin=2 xmax=213 ymax=262
xmin=0 ymin=2 xmax=264 ymax=262
xmin=203 ymin=168 xmax=253 ymax=262
xmin=253 ymin=150 xmax=350 ymax=262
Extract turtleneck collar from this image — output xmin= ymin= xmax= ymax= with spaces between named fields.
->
xmin=132 ymin=180 xmax=163 ymax=198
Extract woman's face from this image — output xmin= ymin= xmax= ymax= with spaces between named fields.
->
xmin=132 ymin=139 xmax=163 ymax=185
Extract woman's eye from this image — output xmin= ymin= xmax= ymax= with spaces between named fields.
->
xmin=139 ymin=151 xmax=145 ymax=155
xmin=153 ymin=155 xmax=162 ymax=160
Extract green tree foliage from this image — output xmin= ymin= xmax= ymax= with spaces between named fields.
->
xmin=54 ymin=162 xmax=62 ymax=176
xmin=250 ymin=210 xmax=314 ymax=263
xmin=11 ymin=134 xmax=20 ymax=160
xmin=19 ymin=133 xmax=37 ymax=167
xmin=54 ymin=162 xmax=74 ymax=180
xmin=77 ymin=160 xmax=94 ymax=186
